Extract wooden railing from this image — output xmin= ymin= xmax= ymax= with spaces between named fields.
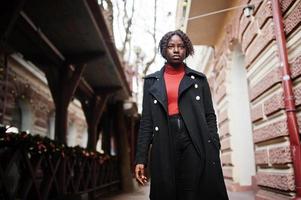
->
xmin=0 ymin=127 xmax=120 ymax=200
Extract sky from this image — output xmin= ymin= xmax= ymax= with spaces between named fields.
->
xmin=112 ymin=0 xmax=178 ymax=74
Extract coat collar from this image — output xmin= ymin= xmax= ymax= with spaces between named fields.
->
xmin=145 ymin=64 xmax=206 ymax=114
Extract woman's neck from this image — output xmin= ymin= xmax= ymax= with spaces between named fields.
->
xmin=165 ymin=63 xmax=184 ymax=75
xmin=167 ymin=62 xmax=184 ymax=69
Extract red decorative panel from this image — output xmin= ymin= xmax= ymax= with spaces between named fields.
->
xmin=215 ymin=84 xmax=227 ymax=103
xmin=291 ymin=55 xmax=301 ymax=79
xmin=216 ymin=69 xmax=226 ymax=87
xmin=294 ymin=84 xmax=301 ymax=107
xmin=256 ymin=172 xmax=295 ymax=191
xmin=221 ymin=153 xmax=232 ymax=165
xmin=245 ymin=19 xmax=276 ymax=67
xmin=255 ymin=149 xmax=269 ymax=165
xmin=291 ymin=56 xmax=301 ymax=79
xmin=222 ymin=167 xmax=233 ymax=179
xmin=253 ymin=119 xmax=288 ymax=143
xmin=281 ymin=0 xmax=296 ymax=13
xmin=219 ymin=121 xmax=229 ymax=138
xmin=218 ymin=109 xmax=228 ymax=125
xmin=256 ymin=189 xmax=294 ymax=200
xmin=242 ymin=0 xmax=273 ymax=52
xmin=251 ymin=104 xmax=263 ymax=122
xmin=221 ymin=137 xmax=231 ymax=150
xmin=269 ymin=146 xmax=292 ymax=164
xmin=250 ymin=67 xmax=281 ymax=101
xmin=256 ymin=0 xmax=273 ymax=28
xmin=242 ymin=19 xmax=258 ymax=52
xmin=263 ymin=92 xmax=284 ymax=116
xmin=239 ymin=17 xmax=251 ymax=43
xmin=284 ymin=2 xmax=301 ymax=35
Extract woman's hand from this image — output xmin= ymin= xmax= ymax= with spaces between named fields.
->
xmin=135 ymin=164 xmax=148 ymax=185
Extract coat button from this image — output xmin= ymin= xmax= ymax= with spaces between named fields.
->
xmin=155 ymin=126 xmax=159 ymax=131
xmin=208 ymin=139 xmax=211 ymax=143
xmin=153 ymin=100 xmax=157 ymax=104
xmin=190 ymin=75 xmax=195 ymax=79
xmin=196 ymin=96 xmax=200 ymax=100
xmin=194 ymin=84 xmax=198 ymax=88
xmin=212 ymin=161 xmax=216 ymax=165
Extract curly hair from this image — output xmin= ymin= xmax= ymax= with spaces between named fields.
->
xmin=159 ymin=29 xmax=194 ymax=59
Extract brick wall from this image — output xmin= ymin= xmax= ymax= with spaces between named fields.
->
xmin=209 ymin=0 xmax=301 ymax=198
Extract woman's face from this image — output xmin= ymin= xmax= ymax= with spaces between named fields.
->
xmin=165 ymin=34 xmax=186 ymax=65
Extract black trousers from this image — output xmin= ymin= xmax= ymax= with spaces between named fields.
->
xmin=169 ymin=114 xmax=204 ymax=200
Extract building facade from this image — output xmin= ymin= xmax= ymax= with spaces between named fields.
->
xmin=177 ymin=0 xmax=301 ymax=199
xmin=0 ymin=54 xmax=88 ymax=146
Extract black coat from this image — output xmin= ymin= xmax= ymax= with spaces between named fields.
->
xmin=135 ymin=65 xmax=228 ymax=200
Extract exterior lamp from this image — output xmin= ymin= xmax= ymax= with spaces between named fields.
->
xmin=243 ymin=4 xmax=255 ymax=18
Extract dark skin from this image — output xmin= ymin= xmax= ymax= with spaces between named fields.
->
xmin=135 ymin=34 xmax=187 ymax=185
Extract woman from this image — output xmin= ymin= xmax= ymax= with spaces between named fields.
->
xmin=135 ymin=30 xmax=228 ymax=200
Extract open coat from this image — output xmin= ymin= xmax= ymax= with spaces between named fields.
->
xmin=135 ymin=65 xmax=228 ymax=200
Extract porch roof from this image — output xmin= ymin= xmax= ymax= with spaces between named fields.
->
xmin=186 ymin=0 xmax=233 ymax=46
xmin=2 ymin=0 xmax=131 ymax=101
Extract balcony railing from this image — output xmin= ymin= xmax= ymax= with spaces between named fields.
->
xmin=0 ymin=127 xmax=120 ymax=200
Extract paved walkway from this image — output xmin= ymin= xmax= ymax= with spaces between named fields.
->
xmin=101 ymin=183 xmax=255 ymax=200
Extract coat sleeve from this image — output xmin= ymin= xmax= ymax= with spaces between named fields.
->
xmin=202 ymin=77 xmax=221 ymax=149
xmin=135 ymin=78 xmax=154 ymax=166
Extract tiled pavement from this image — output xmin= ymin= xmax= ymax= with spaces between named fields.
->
xmin=101 ymin=183 xmax=255 ymax=200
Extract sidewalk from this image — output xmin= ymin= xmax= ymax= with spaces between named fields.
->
xmin=101 ymin=184 xmax=255 ymax=200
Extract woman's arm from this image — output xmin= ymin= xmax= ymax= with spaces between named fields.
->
xmin=135 ymin=78 xmax=154 ymax=184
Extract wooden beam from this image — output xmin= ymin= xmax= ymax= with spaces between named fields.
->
xmin=65 ymin=64 xmax=87 ymax=103
xmin=16 ymin=11 xmax=65 ymax=66
xmin=66 ymin=51 xmax=106 ymax=65
xmin=94 ymin=86 xmax=122 ymax=95
xmin=77 ymin=79 xmax=94 ymax=99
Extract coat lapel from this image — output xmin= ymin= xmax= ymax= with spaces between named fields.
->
xmin=147 ymin=65 xmax=206 ymax=113
xmin=148 ymin=67 xmax=168 ymax=113
xmin=178 ymin=74 xmax=195 ymax=99
xmin=179 ymin=65 xmax=204 ymax=98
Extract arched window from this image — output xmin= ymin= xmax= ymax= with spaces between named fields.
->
xmin=80 ymin=128 xmax=88 ymax=148
xmin=48 ymin=111 xmax=55 ymax=139
xmin=96 ymin=130 xmax=104 ymax=154
xmin=11 ymin=102 xmax=21 ymax=130
xmin=67 ymin=121 xmax=77 ymax=147
xmin=11 ymin=99 xmax=33 ymax=132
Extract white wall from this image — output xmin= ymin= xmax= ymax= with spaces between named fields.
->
xmin=227 ymin=44 xmax=255 ymax=186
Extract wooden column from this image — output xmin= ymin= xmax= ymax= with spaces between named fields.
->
xmin=114 ymin=102 xmax=134 ymax=192
xmin=45 ymin=64 xmax=86 ymax=144
xmin=81 ymin=94 xmax=108 ymax=151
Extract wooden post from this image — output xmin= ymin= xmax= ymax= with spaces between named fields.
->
xmin=114 ymin=102 xmax=134 ymax=192
xmin=81 ymin=95 xmax=108 ymax=151
xmin=45 ymin=64 xmax=86 ymax=144
xmin=45 ymin=64 xmax=85 ymax=197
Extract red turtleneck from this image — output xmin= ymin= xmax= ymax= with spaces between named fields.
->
xmin=164 ymin=64 xmax=185 ymax=116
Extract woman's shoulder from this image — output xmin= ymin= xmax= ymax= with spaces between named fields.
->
xmin=144 ymin=71 xmax=160 ymax=79
xmin=184 ymin=65 xmax=207 ymax=79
